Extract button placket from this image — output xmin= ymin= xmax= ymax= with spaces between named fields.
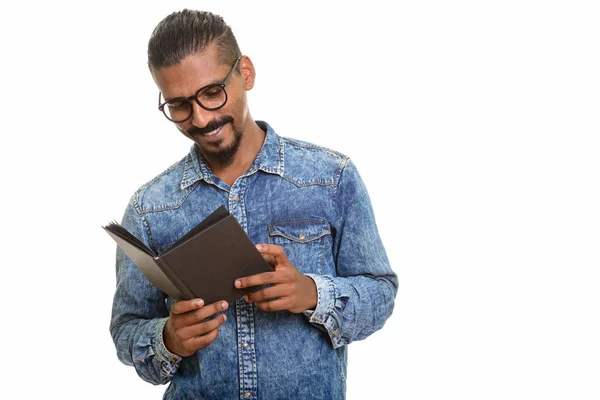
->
xmin=231 ymin=177 xmax=256 ymax=400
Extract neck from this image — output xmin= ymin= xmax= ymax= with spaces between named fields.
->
xmin=208 ymin=119 xmax=265 ymax=186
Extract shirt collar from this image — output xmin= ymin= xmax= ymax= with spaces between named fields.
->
xmin=180 ymin=120 xmax=284 ymax=190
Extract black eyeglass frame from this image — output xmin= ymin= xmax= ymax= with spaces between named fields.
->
xmin=158 ymin=56 xmax=241 ymax=123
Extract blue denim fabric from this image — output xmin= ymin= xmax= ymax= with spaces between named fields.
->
xmin=110 ymin=121 xmax=398 ymax=400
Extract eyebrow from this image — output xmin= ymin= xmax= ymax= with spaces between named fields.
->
xmin=161 ymin=58 xmax=239 ymax=103
xmin=163 ymin=79 xmax=225 ymax=102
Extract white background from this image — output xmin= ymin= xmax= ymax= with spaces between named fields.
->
xmin=1 ymin=1 xmax=599 ymax=399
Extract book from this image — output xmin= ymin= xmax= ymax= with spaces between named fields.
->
xmin=103 ymin=205 xmax=271 ymax=305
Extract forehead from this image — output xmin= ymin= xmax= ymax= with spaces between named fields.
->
xmin=153 ymin=45 xmax=225 ymax=98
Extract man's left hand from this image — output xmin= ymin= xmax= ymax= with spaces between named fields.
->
xmin=234 ymin=244 xmax=317 ymax=313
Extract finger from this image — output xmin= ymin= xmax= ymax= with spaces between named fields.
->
xmin=245 ymin=283 xmax=293 ymax=303
xmin=255 ymin=244 xmax=290 ymax=265
xmin=182 ymin=326 xmax=221 ymax=352
xmin=180 ymin=300 xmax=228 ymax=326
xmin=179 ymin=313 xmax=227 ymax=339
xmin=171 ymin=298 xmax=204 ymax=315
xmin=235 ymin=271 xmax=285 ymax=289
xmin=262 ymin=254 xmax=276 ymax=269
xmin=255 ymin=297 xmax=292 ymax=312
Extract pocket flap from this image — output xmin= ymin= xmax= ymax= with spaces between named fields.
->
xmin=268 ymin=220 xmax=331 ymax=243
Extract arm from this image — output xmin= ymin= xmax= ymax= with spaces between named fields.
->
xmin=109 ymin=199 xmax=182 ymax=385
xmin=303 ymin=159 xmax=398 ymax=348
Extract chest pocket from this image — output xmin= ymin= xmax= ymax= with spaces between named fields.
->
xmin=267 ymin=220 xmax=331 ymax=275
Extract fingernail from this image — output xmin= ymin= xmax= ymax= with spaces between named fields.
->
xmin=196 ymin=299 xmax=204 ymax=307
xmin=221 ymin=301 xmax=228 ymax=309
xmin=235 ymin=280 xmax=241 ymax=288
xmin=222 ymin=315 xmax=227 ymax=322
xmin=256 ymin=244 xmax=263 ymax=250
xmin=243 ymin=295 xmax=249 ymax=302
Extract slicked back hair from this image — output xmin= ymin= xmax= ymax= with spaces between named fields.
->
xmin=147 ymin=9 xmax=241 ymax=71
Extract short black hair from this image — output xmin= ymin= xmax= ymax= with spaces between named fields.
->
xmin=147 ymin=9 xmax=241 ymax=70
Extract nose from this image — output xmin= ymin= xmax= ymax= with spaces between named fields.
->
xmin=190 ymin=101 xmax=214 ymax=129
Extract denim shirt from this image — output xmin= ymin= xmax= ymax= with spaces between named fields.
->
xmin=110 ymin=121 xmax=398 ymax=400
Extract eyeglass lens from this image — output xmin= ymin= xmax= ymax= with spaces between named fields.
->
xmin=163 ymin=85 xmax=227 ymax=122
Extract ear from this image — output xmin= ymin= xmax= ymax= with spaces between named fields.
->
xmin=239 ymin=55 xmax=256 ymax=90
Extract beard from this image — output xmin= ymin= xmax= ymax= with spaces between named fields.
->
xmin=200 ymin=128 xmax=243 ymax=168
xmin=186 ymin=116 xmax=243 ymax=168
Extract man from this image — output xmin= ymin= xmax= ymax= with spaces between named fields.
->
xmin=110 ymin=9 xmax=398 ymax=400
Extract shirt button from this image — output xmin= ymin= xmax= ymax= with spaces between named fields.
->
xmin=245 ymin=392 xmax=252 ymax=398
xmin=299 ymin=234 xmax=306 ymax=240
xmin=333 ymin=331 xmax=339 ymax=337
xmin=243 ymin=342 xmax=249 ymax=349
xmin=233 ymin=195 xmax=240 ymax=201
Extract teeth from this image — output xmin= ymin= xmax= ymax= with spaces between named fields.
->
xmin=205 ymin=126 xmax=221 ymax=136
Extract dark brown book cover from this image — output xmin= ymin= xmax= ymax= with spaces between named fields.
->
xmin=103 ymin=206 xmax=271 ymax=304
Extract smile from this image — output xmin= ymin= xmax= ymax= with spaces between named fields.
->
xmin=201 ymin=125 xmax=226 ymax=141
xmin=204 ymin=125 xmax=223 ymax=136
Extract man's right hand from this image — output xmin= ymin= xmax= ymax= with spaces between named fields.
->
xmin=163 ymin=298 xmax=229 ymax=357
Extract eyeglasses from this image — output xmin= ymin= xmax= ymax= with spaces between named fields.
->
xmin=158 ymin=57 xmax=241 ymax=123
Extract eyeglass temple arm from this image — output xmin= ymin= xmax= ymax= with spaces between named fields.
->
xmin=223 ymin=57 xmax=241 ymax=85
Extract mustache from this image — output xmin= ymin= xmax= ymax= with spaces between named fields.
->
xmin=186 ymin=116 xmax=234 ymax=136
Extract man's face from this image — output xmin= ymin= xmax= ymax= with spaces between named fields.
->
xmin=152 ymin=44 xmax=249 ymax=167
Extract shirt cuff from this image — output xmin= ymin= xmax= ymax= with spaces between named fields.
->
xmin=153 ymin=317 xmax=182 ymax=375
xmin=303 ymin=274 xmax=345 ymax=348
